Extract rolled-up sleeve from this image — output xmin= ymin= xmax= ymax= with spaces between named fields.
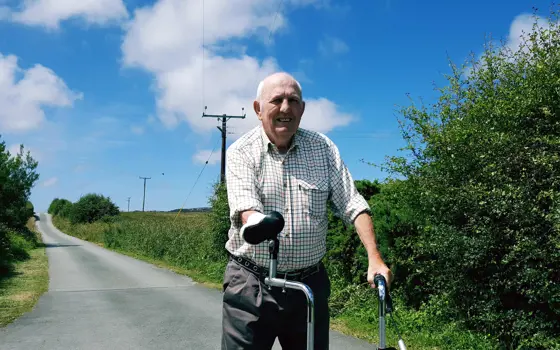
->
xmin=226 ymin=146 xmax=263 ymax=230
xmin=327 ymin=140 xmax=371 ymax=225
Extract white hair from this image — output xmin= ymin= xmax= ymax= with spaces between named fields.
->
xmin=255 ymin=74 xmax=302 ymax=102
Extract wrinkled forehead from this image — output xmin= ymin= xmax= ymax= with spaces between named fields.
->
xmin=264 ymin=78 xmax=302 ymax=99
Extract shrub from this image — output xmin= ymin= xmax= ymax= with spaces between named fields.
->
xmin=381 ymin=8 xmax=560 ymax=348
xmin=208 ymin=181 xmax=230 ymax=259
xmin=67 ymin=193 xmax=120 ymax=224
xmin=0 ymin=140 xmax=39 ymax=230
xmin=48 ymin=198 xmax=73 ymax=216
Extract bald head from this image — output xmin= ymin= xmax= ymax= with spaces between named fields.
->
xmin=253 ymin=72 xmax=305 ymax=152
xmin=256 ymin=72 xmax=302 ymax=103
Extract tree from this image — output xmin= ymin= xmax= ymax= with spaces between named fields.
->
xmin=0 ymin=139 xmax=39 ymax=229
xmin=382 ymin=8 xmax=560 ymax=348
xmin=67 ymin=193 xmax=120 ymax=224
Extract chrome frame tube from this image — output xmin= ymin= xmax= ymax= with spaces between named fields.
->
xmin=265 ymin=277 xmax=315 ymax=350
xmin=378 ymin=279 xmax=387 ymax=349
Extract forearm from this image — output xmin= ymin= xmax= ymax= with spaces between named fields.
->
xmin=354 ymin=211 xmax=384 ymax=263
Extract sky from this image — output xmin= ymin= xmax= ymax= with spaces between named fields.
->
xmin=0 ymin=0 xmax=553 ymax=212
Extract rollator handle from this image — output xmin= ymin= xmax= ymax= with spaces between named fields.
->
xmin=374 ymin=274 xmax=393 ymax=313
xmin=241 ymin=211 xmax=285 ymax=245
xmin=374 ymin=274 xmax=406 ymax=350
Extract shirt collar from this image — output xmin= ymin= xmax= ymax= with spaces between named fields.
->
xmin=260 ymin=126 xmax=301 ymax=153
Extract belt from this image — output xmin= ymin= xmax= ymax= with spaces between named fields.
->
xmin=229 ymin=254 xmax=321 ymax=282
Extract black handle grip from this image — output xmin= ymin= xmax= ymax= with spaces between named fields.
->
xmin=242 ymin=211 xmax=285 ymax=245
xmin=374 ymin=274 xmax=386 ymax=288
xmin=374 ymin=274 xmax=393 ymax=313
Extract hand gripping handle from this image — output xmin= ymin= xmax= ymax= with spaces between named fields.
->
xmin=241 ymin=211 xmax=285 ymax=245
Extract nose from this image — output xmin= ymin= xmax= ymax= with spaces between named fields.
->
xmin=280 ymin=98 xmax=291 ymax=113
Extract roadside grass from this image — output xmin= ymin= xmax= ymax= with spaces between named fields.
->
xmin=0 ymin=217 xmax=49 ymax=327
xmin=52 ymin=212 xmax=499 ymax=350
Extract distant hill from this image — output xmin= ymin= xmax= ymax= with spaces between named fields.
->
xmin=168 ymin=207 xmax=211 ymax=213
xmin=125 ymin=207 xmax=211 ymax=214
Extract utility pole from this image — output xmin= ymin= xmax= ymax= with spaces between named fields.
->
xmin=139 ymin=177 xmax=151 ymax=211
xmin=202 ymin=106 xmax=246 ymax=183
xmin=127 ymin=197 xmax=131 ymax=212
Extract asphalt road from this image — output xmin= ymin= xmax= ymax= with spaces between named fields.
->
xmin=0 ymin=213 xmax=376 ymax=350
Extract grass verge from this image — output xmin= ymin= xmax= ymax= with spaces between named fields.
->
xmin=51 ymin=213 xmax=498 ymax=349
xmin=0 ymin=217 xmax=49 ymax=327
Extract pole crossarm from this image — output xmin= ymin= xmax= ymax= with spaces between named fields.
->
xmin=201 ymin=106 xmax=246 ymax=184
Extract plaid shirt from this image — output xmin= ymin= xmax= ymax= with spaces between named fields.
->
xmin=225 ymin=125 xmax=371 ymax=271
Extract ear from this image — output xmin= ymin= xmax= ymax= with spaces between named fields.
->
xmin=253 ymin=100 xmax=262 ymax=120
xmin=301 ymin=100 xmax=306 ymax=115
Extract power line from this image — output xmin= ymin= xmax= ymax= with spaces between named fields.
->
xmin=268 ymin=0 xmax=285 ymax=45
xmin=202 ymin=0 xmax=205 ymax=110
xmin=174 ymin=140 xmax=220 ymax=220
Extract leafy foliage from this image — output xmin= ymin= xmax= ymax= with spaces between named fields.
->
xmin=208 ymin=181 xmax=231 ymax=259
xmin=64 ymin=194 xmax=120 ymax=224
xmin=378 ymin=9 xmax=560 ymax=349
xmin=0 ymin=139 xmax=39 ymax=229
xmin=0 ymin=137 xmax=40 ymax=274
xmin=48 ymin=198 xmax=73 ymax=217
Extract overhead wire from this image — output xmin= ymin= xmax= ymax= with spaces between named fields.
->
xmin=268 ymin=0 xmax=285 ymax=45
xmin=202 ymin=0 xmax=205 ymax=110
xmin=174 ymin=0 xmax=285 ymax=218
xmin=174 ymin=140 xmax=220 ymax=220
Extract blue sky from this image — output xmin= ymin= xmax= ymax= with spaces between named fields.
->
xmin=0 ymin=0 xmax=551 ymax=212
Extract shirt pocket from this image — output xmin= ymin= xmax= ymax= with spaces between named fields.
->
xmin=297 ymin=177 xmax=329 ymax=218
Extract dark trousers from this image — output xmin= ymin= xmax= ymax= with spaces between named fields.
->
xmin=221 ymin=259 xmax=331 ymax=349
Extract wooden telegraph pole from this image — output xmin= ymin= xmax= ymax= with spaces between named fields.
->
xmin=202 ymin=106 xmax=246 ymax=183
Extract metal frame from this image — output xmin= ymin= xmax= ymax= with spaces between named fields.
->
xmin=375 ymin=275 xmax=407 ymax=350
xmin=264 ymin=238 xmax=315 ymax=350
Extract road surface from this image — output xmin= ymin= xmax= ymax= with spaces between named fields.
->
xmin=0 ymin=213 xmax=375 ymax=350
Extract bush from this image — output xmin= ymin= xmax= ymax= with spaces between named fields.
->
xmin=67 ymin=193 xmax=120 ymax=224
xmin=208 ymin=181 xmax=230 ymax=259
xmin=380 ymin=8 xmax=560 ymax=348
xmin=0 ymin=140 xmax=39 ymax=230
xmin=0 ymin=223 xmax=38 ymax=274
xmin=48 ymin=198 xmax=73 ymax=216
xmin=58 ymin=201 xmax=73 ymax=218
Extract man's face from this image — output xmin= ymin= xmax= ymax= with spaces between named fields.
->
xmin=254 ymin=75 xmax=305 ymax=148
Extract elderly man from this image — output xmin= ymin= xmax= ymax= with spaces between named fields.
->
xmin=221 ymin=72 xmax=391 ymax=349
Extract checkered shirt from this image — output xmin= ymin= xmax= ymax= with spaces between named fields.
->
xmin=225 ymin=125 xmax=371 ymax=271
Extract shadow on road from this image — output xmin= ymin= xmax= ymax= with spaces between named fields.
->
xmin=39 ymin=243 xmax=81 ymax=248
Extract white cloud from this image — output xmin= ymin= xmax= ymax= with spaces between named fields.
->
xmin=465 ymin=13 xmax=549 ymax=78
xmin=131 ymin=125 xmax=144 ymax=135
xmin=5 ymin=0 xmax=128 ymax=30
xmin=0 ymin=53 xmax=82 ymax=133
xmin=42 ymin=177 xmax=57 ymax=187
xmin=193 ymin=149 xmax=220 ymax=165
xmin=121 ymin=0 xmax=353 ymax=138
xmin=318 ymin=36 xmax=349 ymax=56
xmin=299 ymin=98 xmax=353 ymax=133
xmin=507 ymin=13 xmax=549 ymax=53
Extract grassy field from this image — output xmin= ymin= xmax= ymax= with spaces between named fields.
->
xmin=0 ymin=217 xmax=49 ymax=327
xmin=52 ymin=211 xmax=498 ymax=350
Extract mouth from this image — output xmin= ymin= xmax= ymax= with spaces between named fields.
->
xmin=276 ymin=118 xmax=292 ymax=123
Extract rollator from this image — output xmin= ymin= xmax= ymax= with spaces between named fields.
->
xmin=240 ymin=211 xmax=407 ymax=350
